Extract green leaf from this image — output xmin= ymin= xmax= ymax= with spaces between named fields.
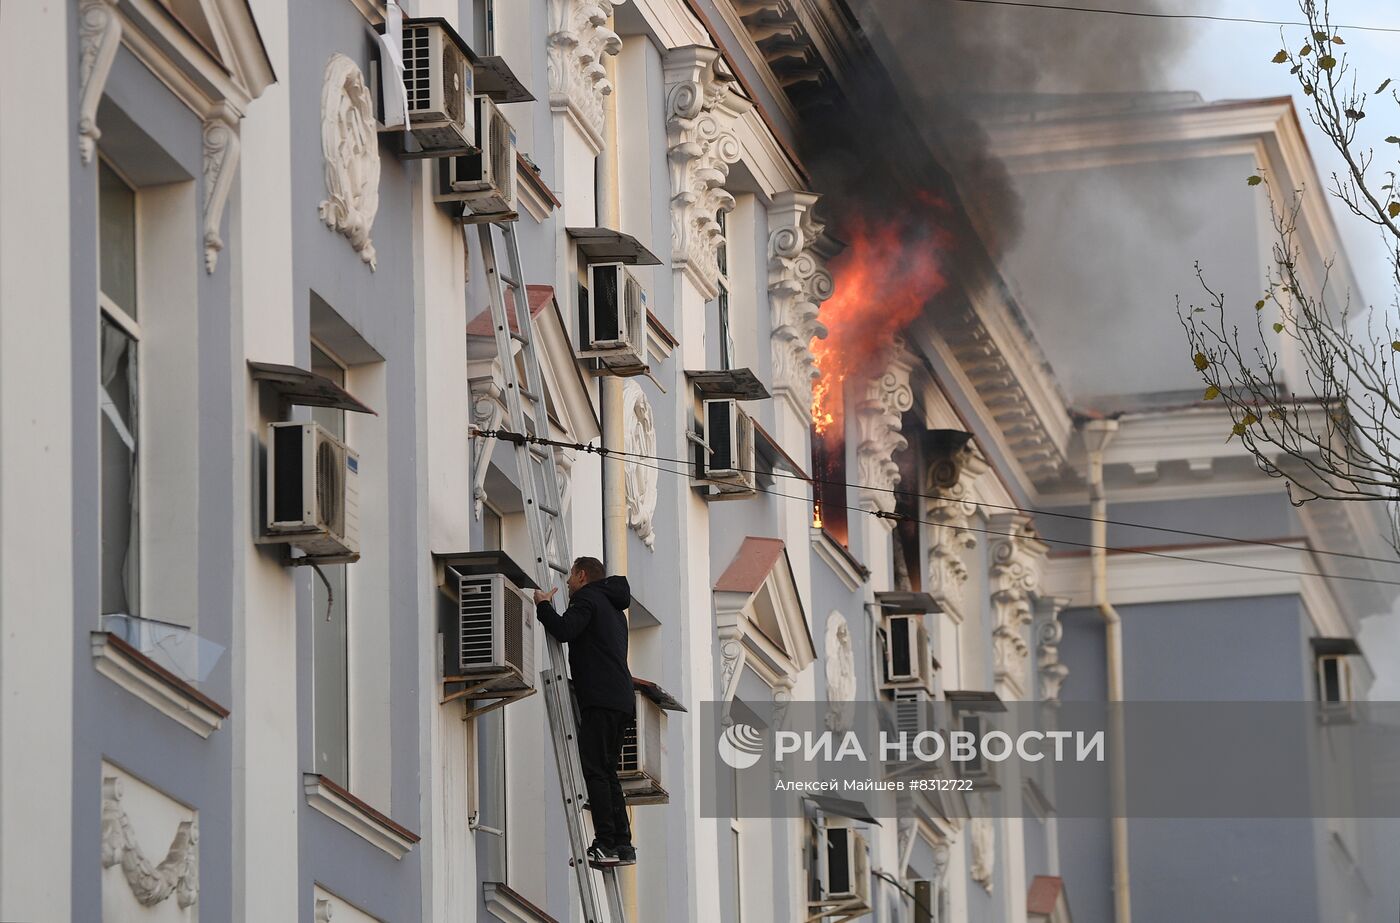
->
xmin=1242 ymin=412 xmax=1259 ymax=426
xmin=1320 ymin=55 xmax=1337 ymax=71
xmin=1300 ymin=43 xmax=1313 ymax=56
xmin=1255 ymin=299 xmax=1266 ymax=310
xmin=1231 ymin=422 xmax=1247 ymax=437
xmin=1269 ymin=410 xmax=1284 ymax=420
xmin=1204 ymin=385 xmax=1221 ymax=401
xmin=1386 ymin=137 xmax=1400 ymax=144
xmin=1389 ymin=202 xmax=1400 ymax=218
xmin=1378 ymin=78 xmax=1392 ymax=94
xmin=1313 ymin=31 xmax=1329 ymax=43
xmin=1194 ymin=352 xmax=1210 ymax=371
xmin=1345 ymin=108 xmax=1365 ymax=120
xmin=1247 ymin=175 xmax=1263 ymax=186
xmin=1391 ymin=340 xmax=1400 ymax=351
xmin=1304 ymin=83 xmax=1315 ymax=96
xmin=1273 ymin=322 xmax=1285 ymax=333
xmin=1272 ymin=49 xmax=1290 ymax=64
xmin=1333 ymin=35 xmax=1345 ymax=44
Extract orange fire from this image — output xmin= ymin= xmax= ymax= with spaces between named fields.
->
xmin=810 ymin=201 xmax=951 ymax=434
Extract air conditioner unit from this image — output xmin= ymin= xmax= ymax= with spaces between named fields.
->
xmin=697 ymin=398 xmax=756 ymax=497
xmin=818 ymin=825 xmax=871 ymax=907
xmin=618 ymin=691 xmax=669 ymax=804
xmin=265 ymin=421 xmax=360 ymax=560
xmin=890 ymin=688 xmax=934 ymax=739
xmin=881 ymin=613 xmax=934 ymax=693
xmin=441 ymin=569 xmax=535 ymax=697
xmin=435 ymin=95 xmax=517 ymax=217
xmin=397 ymin=19 xmax=476 ymax=156
xmin=577 ymin=262 xmax=647 ymax=371
xmin=1317 ymin=653 xmax=1353 ymax=705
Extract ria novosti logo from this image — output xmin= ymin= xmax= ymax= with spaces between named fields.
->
xmin=717 ymin=723 xmax=765 ymax=770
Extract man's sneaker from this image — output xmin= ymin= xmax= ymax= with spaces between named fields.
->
xmin=614 ymin=845 xmax=637 ymax=866
xmin=587 ymin=843 xmax=620 ymax=868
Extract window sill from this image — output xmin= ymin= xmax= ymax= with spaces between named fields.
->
xmin=303 ymin=773 xmax=419 ymax=860
xmin=482 ymin=882 xmax=559 ymax=923
xmin=90 ymin=631 xmax=229 ymax=738
xmin=810 ymin=528 xmax=868 ymax=591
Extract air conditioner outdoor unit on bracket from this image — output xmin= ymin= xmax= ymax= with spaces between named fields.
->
xmin=264 ymin=421 xmax=360 ymax=561
xmin=889 ymin=688 xmax=935 ymax=738
xmin=880 ymin=613 xmax=934 ymax=694
xmin=386 ymin=18 xmax=477 ymax=158
xmin=434 ymin=95 xmax=518 ymax=220
xmin=815 ymin=824 xmax=871 ymax=909
xmin=577 ymin=262 xmax=648 ymax=374
xmin=440 ymin=568 xmax=536 ymax=701
xmin=618 ymin=690 xmax=670 ymax=804
xmin=695 ymin=398 xmax=757 ymax=500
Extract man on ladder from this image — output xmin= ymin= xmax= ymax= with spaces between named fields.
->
xmin=534 ymin=556 xmax=637 ymax=869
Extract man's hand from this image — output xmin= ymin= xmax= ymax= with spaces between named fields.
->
xmin=533 ymin=587 xmax=558 ymax=605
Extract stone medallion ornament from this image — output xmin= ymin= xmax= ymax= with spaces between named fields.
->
xmin=623 ymin=380 xmax=657 ymax=549
xmin=824 ymin=611 xmax=856 ymax=730
xmin=319 ymin=53 xmax=380 ymax=270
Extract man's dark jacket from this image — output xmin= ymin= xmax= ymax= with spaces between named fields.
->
xmin=535 ymin=576 xmax=635 ymax=714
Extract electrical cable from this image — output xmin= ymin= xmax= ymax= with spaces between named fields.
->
xmin=942 ymin=0 xmax=1400 ymax=34
xmin=472 ymin=427 xmax=1400 ymax=568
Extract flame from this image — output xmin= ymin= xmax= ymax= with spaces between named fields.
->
xmin=812 ymin=500 xmax=824 ymax=530
xmin=810 ymin=199 xmax=951 ymax=435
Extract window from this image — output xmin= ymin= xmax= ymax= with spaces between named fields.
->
xmin=312 ymin=342 xmax=351 ymax=787
xmin=99 ymin=160 xmax=140 ymax=619
xmin=716 ymin=210 xmax=735 ymax=371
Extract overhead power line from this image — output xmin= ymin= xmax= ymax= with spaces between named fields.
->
xmin=474 ymin=427 xmax=1400 ymax=568
xmin=942 ymin=0 xmax=1400 ymax=34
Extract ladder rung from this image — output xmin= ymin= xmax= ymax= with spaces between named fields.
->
xmin=510 ymin=329 xmax=531 ymax=345
xmin=539 ymin=502 xmax=560 ymax=518
xmin=548 ymin=559 xmax=570 ymax=575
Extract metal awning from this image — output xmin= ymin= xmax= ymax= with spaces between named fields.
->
xmin=475 ymin=55 xmax=534 ymax=103
xmin=805 ymin=795 xmax=882 ymax=825
xmin=944 ymin=690 xmax=1007 ymax=713
xmin=686 ymin=368 xmax=771 ymax=401
xmin=433 ymin=550 xmax=539 ymax=590
xmin=633 ymin=677 xmax=687 ymax=712
xmin=1311 ymin=636 xmax=1363 ymax=657
xmin=566 ymin=227 xmax=663 ymax=265
xmin=875 ymin=591 xmax=938 ymax=614
xmin=248 ymin=361 xmax=376 ymax=415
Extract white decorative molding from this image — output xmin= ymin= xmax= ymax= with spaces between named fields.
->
xmin=546 ymin=0 xmax=624 ymax=153
xmin=823 ymin=611 xmax=856 ymax=731
xmin=622 ymin=380 xmax=658 ymax=550
xmin=718 ymin=628 xmax=745 ymax=705
xmin=988 ymin=514 xmax=1048 ymax=700
xmin=314 ymin=885 xmax=385 ymax=923
xmin=811 ymin=527 xmax=865 ymax=591
xmin=91 ymin=632 xmax=227 ymax=737
xmin=303 ymin=774 xmax=418 ymax=859
xmin=970 ymin=816 xmax=995 ymax=892
xmin=855 ymin=341 xmax=915 ymax=515
xmin=664 ymin=45 xmax=753 ymax=300
xmin=925 ymin=437 xmax=988 ymax=619
xmin=767 ymin=191 xmax=835 ymax=419
xmin=78 ymin=0 xmax=122 ymax=164
xmin=318 ymin=54 xmax=380 ymax=270
xmin=101 ymin=775 xmax=199 ymax=910
xmin=470 ymin=378 xmax=505 ymax=521
xmin=1035 ymin=596 xmax=1070 ymax=705
xmin=202 ymin=103 xmax=240 ymax=273
xmin=482 ymin=881 xmax=556 ymax=923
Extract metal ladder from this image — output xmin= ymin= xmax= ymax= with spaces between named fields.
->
xmin=474 ymin=219 xmax=629 ymax=923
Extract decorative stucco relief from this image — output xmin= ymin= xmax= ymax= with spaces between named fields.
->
xmin=768 ymin=191 xmax=834 ymax=417
xmin=1036 ymin=596 xmax=1071 ymax=704
xmin=319 ymin=54 xmax=380 ymax=270
xmin=202 ymin=104 xmax=240 ymax=273
xmin=856 ymin=341 xmax=914 ymax=515
xmin=622 ymin=380 xmax=658 ymax=550
xmin=989 ymin=513 xmax=1048 ymax=699
xmin=101 ymin=775 xmax=199 ymax=910
xmin=663 ymin=46 xmax=753 ymax=301
xmin=78 ymin=0 xmax=122 ymax=164
xmin=970 ymin=816 xmax=995 ymax=892
xmin=823 ymin=611 xmax=856 ymax=731
xmin=925 ymin=436 xmax=988 ymax=617
xmin=546 ymin=0 xmax=624 ymax=153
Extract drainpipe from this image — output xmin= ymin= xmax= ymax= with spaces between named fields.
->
xmin=1081 ymin=418 xmax=1130 ymax=923
xmin=596 ymin=20 xmax=638 ymax=919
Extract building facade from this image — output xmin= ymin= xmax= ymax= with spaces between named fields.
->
xmin=0 ymin=2 xmax=1387 ymax=923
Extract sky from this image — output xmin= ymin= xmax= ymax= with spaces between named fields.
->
xmin=1168 ymin=1 xmax=1400 ymax=696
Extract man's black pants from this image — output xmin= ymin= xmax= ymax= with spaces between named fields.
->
xmin=578 ymin=706 xmax=633 ymax=849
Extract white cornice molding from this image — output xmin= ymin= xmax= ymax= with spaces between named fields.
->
xmin=707 ymin=0 xmax=801 ymax=126
xmin=202 ymin=103 xmax=240 ymax=272
xmin=303 ymin=774 xmax=418 ymax=859
xmin=628 ymin=0 xmax=709 ymax=47
xmin=767 ymin=190 xmax=832 ymax=418
xmin=91 ymin=632 xmax=227 ymax=737
xmin=482 ymin=882 xmax=557 ymax=923
xmin=812 ymin=528 xmax=865 ymax=591
xmin=78 ymin=0 xmax=123 ymax=164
